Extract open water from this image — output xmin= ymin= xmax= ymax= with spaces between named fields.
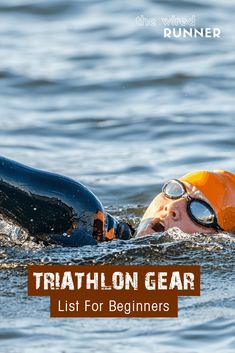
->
xmin=0 ymin=0 xmax=235 ymax=352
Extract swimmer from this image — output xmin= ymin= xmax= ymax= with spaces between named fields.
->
xmin=0 ymin=156 xmax=134 ymax=247
xmin=1 ymin=157 xmax=235 ymax=247
xmin=136 ymin=170 xmax=235 ymax=236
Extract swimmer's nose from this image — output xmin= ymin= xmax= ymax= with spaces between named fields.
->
xmin=162 ymin=200 xmax=182 ymax=221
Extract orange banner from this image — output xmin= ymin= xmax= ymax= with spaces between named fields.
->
xmin=28 ymin=265 xmax=200 ymax=318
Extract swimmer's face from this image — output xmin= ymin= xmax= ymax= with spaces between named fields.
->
xmin=136 ymin=182 xmax=216 ymax=236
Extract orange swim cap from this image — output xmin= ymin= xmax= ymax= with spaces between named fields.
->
xmin=180 ymin=170 xmax=235 ymax=232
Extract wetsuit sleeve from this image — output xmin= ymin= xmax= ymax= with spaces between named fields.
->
xmin=116 ymin=222 xmax=135 ymax=240
xmin=105 ymin=213 xmax=135 ymax=241
xmin=0 ymin=156 xmax=135 ymax=247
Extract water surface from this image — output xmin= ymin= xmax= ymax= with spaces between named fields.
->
xmin=0 ymin=0 xmax=235 ymax=352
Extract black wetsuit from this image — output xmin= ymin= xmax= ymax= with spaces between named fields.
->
xmin=0 ymin=156 xmax=134 ymax=247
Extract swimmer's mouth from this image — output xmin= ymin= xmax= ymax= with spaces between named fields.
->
xmin=136 ymin=219 xmax=165 ymax=237
xmin=151 ymin=221 xmax=165 ymax=233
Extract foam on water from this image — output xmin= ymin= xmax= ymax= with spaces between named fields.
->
xmin=1 ymin=209 xmax=235 ymax=269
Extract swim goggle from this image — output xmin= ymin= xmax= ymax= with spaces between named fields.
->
xmin=162 ymin=179 xmax=223 ymax=231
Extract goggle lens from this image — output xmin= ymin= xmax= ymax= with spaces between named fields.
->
xmin=189 ymin=200 xmax=215 ymax=225
xmin=162 ymin=179 xmax=220 ymax=230
xmin=162 ymin=180 xmax=185 ymax=199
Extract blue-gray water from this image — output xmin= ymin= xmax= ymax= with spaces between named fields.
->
xmin=0 ymin=0 xmax=235 ymax=352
